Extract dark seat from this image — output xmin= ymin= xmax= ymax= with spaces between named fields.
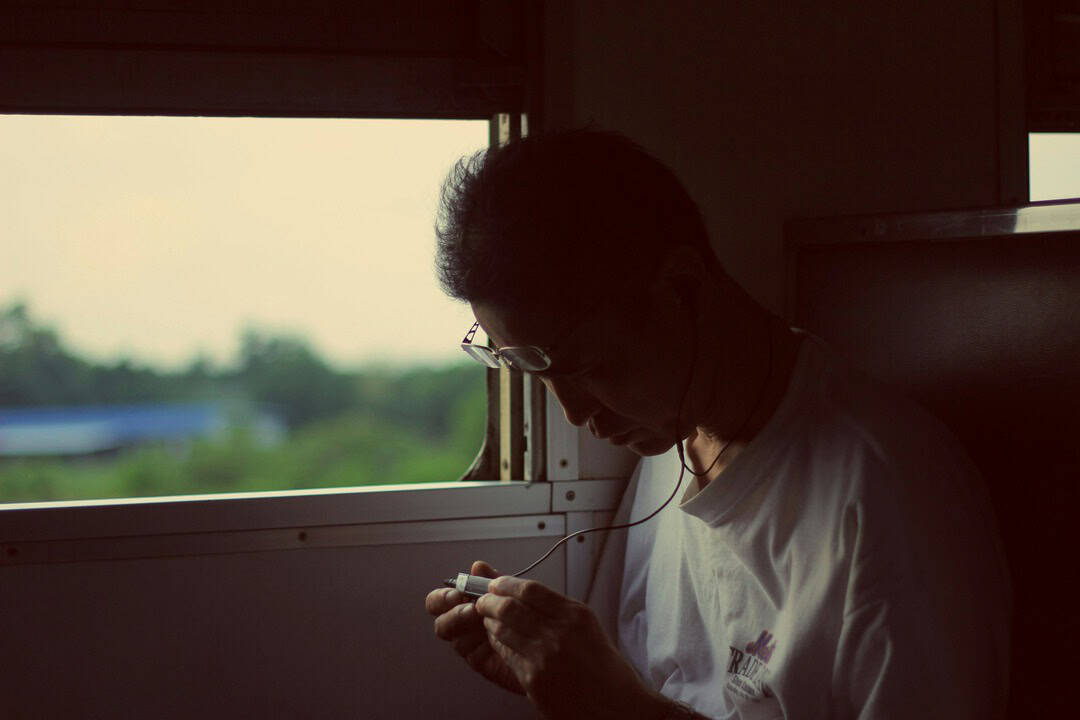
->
xmin=786 ymin=201 xmax=1080 ymax=718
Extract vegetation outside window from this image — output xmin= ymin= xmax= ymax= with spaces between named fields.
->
xmin=0 ymin=115 xmax=490 ymax=503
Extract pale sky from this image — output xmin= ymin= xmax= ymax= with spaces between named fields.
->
xmin=3 ymin=119 xmax=1078 ymax=372
xmin=1029 ymin=133 xmax=1080 ymax=202
xmin=0 ymin=115 xmax=488 ymax=371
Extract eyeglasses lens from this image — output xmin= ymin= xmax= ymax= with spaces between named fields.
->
xmin=501 ymin=347 xmax=550 ymax=372
xmin=461 ymin=343 xmax=501 ymax=368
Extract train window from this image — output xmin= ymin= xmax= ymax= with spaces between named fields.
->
xmin=0 ymin=114 xmax=490 ymax=503
xmin=1029 ymin=133 xmax=1080 ymax=201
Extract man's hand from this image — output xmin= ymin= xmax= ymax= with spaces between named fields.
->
xmin=472 ymin=571 xmax=669 ymax=720
xmin=426 ymin=560 xmax=525 ymax=696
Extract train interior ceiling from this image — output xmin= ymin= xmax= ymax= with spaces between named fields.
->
xmin=1 ymin=1 xmax=1078 ymax=718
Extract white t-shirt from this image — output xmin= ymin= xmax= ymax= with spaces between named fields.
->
xmin=587 ymin=334 xmax=1011 ymax=719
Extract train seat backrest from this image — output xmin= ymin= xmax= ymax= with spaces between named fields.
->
xmin=787 ymin=204 xmax=1080 ymax=719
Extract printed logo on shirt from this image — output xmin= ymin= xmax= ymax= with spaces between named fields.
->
xmin=725 ymin=630 xmax=776 ymax=701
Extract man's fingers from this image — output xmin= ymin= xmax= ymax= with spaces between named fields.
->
xmin=470 ymin=559 xmax=500 ymax=578
xmin=463 ymin=636 xmax=492 ymax=671
xmin=433 ymin=600 xmax=483 ymax=640
xmin=474 ymin=592 xmax=544 ymax=637
xmin=483 ymin=616 xmax=533 ymax=657
xmin=425 ymin=587 xmax=465 ymax=616
xmin=487 ymin=575 xmax=566 ymax=615
xmin=451 ymin=630 xmax=487 ymax=660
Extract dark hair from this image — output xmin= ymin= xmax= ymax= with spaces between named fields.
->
xmin=435 ymin=128 xmax=715 ymax=314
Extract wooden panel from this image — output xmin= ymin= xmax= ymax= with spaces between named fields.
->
xmin=1026 ymin=0 xmax=1080 ymax=130
xmin=0 ymin=46 xmax=521 ymax=117
xmin=0 ymin=1 xmax=528 ymax=117
xmin=0 ymin=1 xmax=519 ymax=58
xmin=0 ymin=532 xmax=555 ymax=718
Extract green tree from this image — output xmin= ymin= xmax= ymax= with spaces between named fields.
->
xmin=0 ymin=301 xmax=94 ymax=405
xmin=0 ymin=302 xmax=187 ymax=406
xmin=234 ymin=329 xmax=356 ymax=429
xmin=0 ymin=303 xmax=489 ymax=502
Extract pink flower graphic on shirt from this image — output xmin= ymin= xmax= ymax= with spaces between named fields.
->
xmin=726 ymin=632 xmax=777 ymax=702
xmin=745 ymin=630 xmax=776 ymax=663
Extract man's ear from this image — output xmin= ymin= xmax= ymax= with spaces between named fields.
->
xmin=675 ymin=281 xmax=698 ymax=309
xmin=650 ymin=246 xmax=706 ymax=308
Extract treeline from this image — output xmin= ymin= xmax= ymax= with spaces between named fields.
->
xmin=0 ymin=302 xmax=487 ymax=502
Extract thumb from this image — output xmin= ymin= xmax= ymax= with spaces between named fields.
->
xmin=470 ymin=560 xmax=500 ymax=578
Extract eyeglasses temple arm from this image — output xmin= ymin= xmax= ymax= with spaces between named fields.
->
xmin=462 ymin=321 xmax=480 ymax=345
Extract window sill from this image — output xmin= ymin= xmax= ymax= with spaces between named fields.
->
xmin=0 ymin=481 xmax=550 ymax=543
xmin=0 ymin=477 xmax=628 ymax=546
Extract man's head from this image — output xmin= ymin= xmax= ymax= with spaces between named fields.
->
xmin=435 ymin=129 xmax=722 ymax=455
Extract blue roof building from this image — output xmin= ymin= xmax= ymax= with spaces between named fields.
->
xmin=0 ymin=403 xmax=281 ymax=457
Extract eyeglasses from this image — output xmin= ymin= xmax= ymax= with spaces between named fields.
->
xmin=461 ymin=321 xmax=552 ymax=372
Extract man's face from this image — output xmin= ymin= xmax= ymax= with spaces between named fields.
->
xmin=471 ymin=297 xmax=688 ymax=457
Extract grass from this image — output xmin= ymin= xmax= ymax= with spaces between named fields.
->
xmin=0 ymin=409 xmax=485 ymax=503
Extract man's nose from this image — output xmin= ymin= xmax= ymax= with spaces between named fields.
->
xmin=543 ymin=377 xmax=599 ymax=428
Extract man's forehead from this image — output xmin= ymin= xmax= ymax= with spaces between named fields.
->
xmin=471 ymin=301 xmax=582 ymax=350
xmin=473 ymin=297 xmax=609 ymax=360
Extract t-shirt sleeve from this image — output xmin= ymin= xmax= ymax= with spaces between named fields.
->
xmin=833 ymin=598 xmax=934 ymax=718
xmin=824 ymin=382 xmax=1010 ymax=719
xmin=833 ymin=595 xmax=1006 ymax=719
xmin=830 ymin=493 xmax=1009 ymax=719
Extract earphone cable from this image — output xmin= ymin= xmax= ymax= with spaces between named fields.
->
xmin=509 ymin=310 xmax=775 ymax=579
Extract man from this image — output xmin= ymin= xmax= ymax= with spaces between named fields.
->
xmin=424 ymin=129 xmax=1010 ymax=719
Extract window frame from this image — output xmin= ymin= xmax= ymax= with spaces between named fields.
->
xmin=0 ymin=1 xmax=545 ymax=505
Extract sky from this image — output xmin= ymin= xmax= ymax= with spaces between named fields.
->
xmin=1029 ymin=133 xmax=1080 ymax=202
xmin=0 ymin=115 xmax=488 ymax=371
xmin=3 ymin=119 xmax=1078 ymax=372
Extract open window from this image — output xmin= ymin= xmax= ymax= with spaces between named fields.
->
xmin=0 ymin=1 xmax=543 ymax=505
xmin=0 ymin=114 xmax=494 ymax=503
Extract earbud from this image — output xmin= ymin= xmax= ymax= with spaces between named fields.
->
xmin=675 ymin=280 xmax=698 ymax=309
